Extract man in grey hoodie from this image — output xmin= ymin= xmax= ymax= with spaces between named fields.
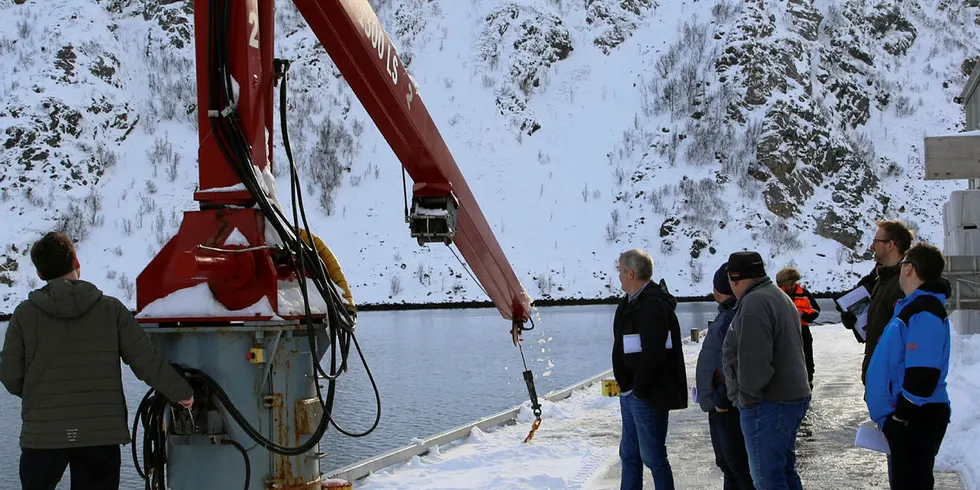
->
xmin=722 ymin=251 xmax=811 ymax=490
xmin=0 ymin=232 xmax=194 ymax=490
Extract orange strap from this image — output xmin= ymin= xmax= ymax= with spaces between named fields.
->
xmin=523 ymin=417 xmax=542 ymax=443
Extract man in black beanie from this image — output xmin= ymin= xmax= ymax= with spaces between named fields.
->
xmin=695 ymin=262 xmax=754 ymax=489
xmin=721 ymin=251 xmax=811 ymax=490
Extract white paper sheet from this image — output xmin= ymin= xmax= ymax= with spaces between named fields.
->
xmin=836 ymin=286 xmax=872 ymax=340
xmin=855 ymin=425 xmax=891 ymax=454
xmin=623 ymin=334 xmax=642 ymax=354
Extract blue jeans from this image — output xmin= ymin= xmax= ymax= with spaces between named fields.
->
xmin=620 ymin=393 xmax=674 ymax=490
xmin=739 ymin=398 xmax=810 ymax=490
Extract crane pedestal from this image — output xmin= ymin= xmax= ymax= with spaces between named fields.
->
xmin=144 ymin=321 xmax=330 ymax=490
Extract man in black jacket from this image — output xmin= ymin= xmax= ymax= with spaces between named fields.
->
xmin=612 ymin=248 xmax=687 ymax=490
xmin=860 ymin=220 xmax=912 ymax=385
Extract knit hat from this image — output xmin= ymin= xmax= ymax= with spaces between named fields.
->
xmin=727 ymin=251 xmax=766 ymax=280
xmin=713 ymin=262 xmax=734 ymax=296
xmin=775 ymin=267 xmax=801 ymax=287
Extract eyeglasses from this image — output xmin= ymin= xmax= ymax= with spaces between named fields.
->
xmin=872 ymin=238 xmax=891 ymax=244
xmin=900 ymin=260 xmax=918 ymax=270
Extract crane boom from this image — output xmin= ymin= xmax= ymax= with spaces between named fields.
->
xmin=293 ymin=0 xmax=532 ymax=322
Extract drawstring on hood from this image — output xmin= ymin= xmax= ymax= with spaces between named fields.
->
xmin=28 ymin=279 xmax=104 ymax=320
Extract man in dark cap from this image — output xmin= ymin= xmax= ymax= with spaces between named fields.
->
xmin=721 ymin=251 xmax=811 ymax=490
xmin=695 ymin=262 xmax=754 ymax=489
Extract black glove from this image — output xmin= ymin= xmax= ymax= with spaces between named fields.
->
xmin=840 ymin=311 xmax=866 ymax=343
xmin=882 ymin=415 xmax=907 ymax=445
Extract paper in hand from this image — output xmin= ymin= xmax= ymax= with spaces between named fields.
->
xmin=854 ymin=425 xmax=891 ymax=455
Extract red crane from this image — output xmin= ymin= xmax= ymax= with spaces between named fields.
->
xmin=127 ymin=3 xmax=545 ymax=487
xmin=135 ymin=0 xmax=533 ymax=330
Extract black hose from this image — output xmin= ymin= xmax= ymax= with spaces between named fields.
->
xmin=144 ymin=0 xmax=381 ymax=468
xmin=131 ymin=386 xmax=171 ymax=490
xmin=221 ymin=438 xmax=250 ymax=490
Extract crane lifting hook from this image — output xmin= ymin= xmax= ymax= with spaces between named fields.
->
xmin=512 ymin=317 xmax=543 ymax=443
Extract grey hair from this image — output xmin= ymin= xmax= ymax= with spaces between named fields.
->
xmin=619 ymin=248 xmax=653 ymax=281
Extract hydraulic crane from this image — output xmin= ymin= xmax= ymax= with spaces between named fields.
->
xmin=131 ymin=0 xmax=535 ymax=488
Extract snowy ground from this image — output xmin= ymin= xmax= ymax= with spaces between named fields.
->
xmin=349 ymin=325 xmax=979 ymax=490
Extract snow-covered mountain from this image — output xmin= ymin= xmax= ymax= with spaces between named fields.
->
xmin=1 ymin=0 xmax=977 ymax=314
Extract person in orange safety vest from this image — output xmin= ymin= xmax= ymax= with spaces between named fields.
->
xmin=777 ymin=267 xmax=820 ymax=389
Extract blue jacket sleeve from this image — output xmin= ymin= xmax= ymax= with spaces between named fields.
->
xmin=893 ymin=311 xmax=946 ymax=420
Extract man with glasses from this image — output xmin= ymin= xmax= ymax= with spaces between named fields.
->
xmin=861 ymin=220 xmax=914 ymax=385
xmin=865 ymin=242 xmax=952 ymax=489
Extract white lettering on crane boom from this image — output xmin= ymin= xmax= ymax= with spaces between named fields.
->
xmin=247 ymin=10 xmax=260 ymax=49
xmin=339 ymin=0 xmax=420 ymax=109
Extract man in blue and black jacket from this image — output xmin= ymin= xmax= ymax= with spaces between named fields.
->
xmin=865 ymin=242 xmax=952 ymax=490
xmin=695 ymin=262 xmax=754 ymax=489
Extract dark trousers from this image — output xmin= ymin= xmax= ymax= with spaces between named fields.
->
xmin=801 ymin=324 xmax=814 ymax=388
xmin=883 ymin=406 xmax=950 ymax=490
xmin=20 ymin=445 xmax=120 ymax=490
xmin=709 ymin=409 xmax=755 ymax=490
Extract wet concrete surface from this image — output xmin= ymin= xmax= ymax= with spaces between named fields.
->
xmin=587 ymin=326 xmax=966 ymax=489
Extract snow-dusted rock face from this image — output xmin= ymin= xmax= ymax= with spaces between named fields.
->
xmin=0 ymin=0 xmax=977 ymax=311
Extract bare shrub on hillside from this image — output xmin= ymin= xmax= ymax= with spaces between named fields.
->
xmin=17 ymin=19 xmax=31 ymax=40
xmin=389 ymin=275 xmax=402 ymax=297
xmin=689 ymin=257 xmax=705 ymax=283
xmin=95 ymin=143 xmax=118 ymax=169
xmin=614 ymin=166 xmax=627 ymax=189
xmin=0 ymin=36 xmax=14 ymax=56
xmin=656 ymin=45 xmax=679 ymax=78
xmin=639 ymin=76 xmax=661 ymax=116
xmin=677 ymin=178 xmax=725 ymax=227
xmin=605 ymin=210 xmax=621 ymax=243
xmin=762 ymin=219 xmax=803 ymax=255
xmin=415 ymin=262 xmax=430 ymax=285
xmin=847 ymin=130 xmax=875 ymax=165
xmin=680 ymin=20 xmax=709 ymax=66
xmin=118 ymin=273 xmax=135 ymax=301
xmin=894 ymin=95 xmax=916 ymax=117
xmin=684 ymin=121 xmax=721 ymax=166
xmin=648 ymin=185 xmax=672 ymax=214
xmin=711 ymin=0 xmax=740 ymax=23
xmin=84 ymin=189 xmax=104 ymax=228
xmin=658 ymin=79 xmax=680 ymax=114
xmin=24 ymin=188 xmax=45 ymax=208
xmin=310 ymin=119 xmax=354 ymax=215
xmin=167 ymin=153 xmax=181 ymax=182
xmin=56 ymin=203 xmax=90 ymax=242
xmin=536 ymin=272 xmax=554 ymax=296
xmin=147 ymin=137 xmax=175 ymax=178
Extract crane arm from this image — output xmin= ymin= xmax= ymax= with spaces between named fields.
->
xmin=291 ymin=0 xmax=532 ymax=322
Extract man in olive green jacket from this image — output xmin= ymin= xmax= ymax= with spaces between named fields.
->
xmin=860 ymin=220 xmax=913 ymax=385
xmin=1 ymin=232 xmax=194 ymax=490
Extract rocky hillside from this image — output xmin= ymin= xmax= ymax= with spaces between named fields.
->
xmin=0 ymin=0 xmax=977 ymax=313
